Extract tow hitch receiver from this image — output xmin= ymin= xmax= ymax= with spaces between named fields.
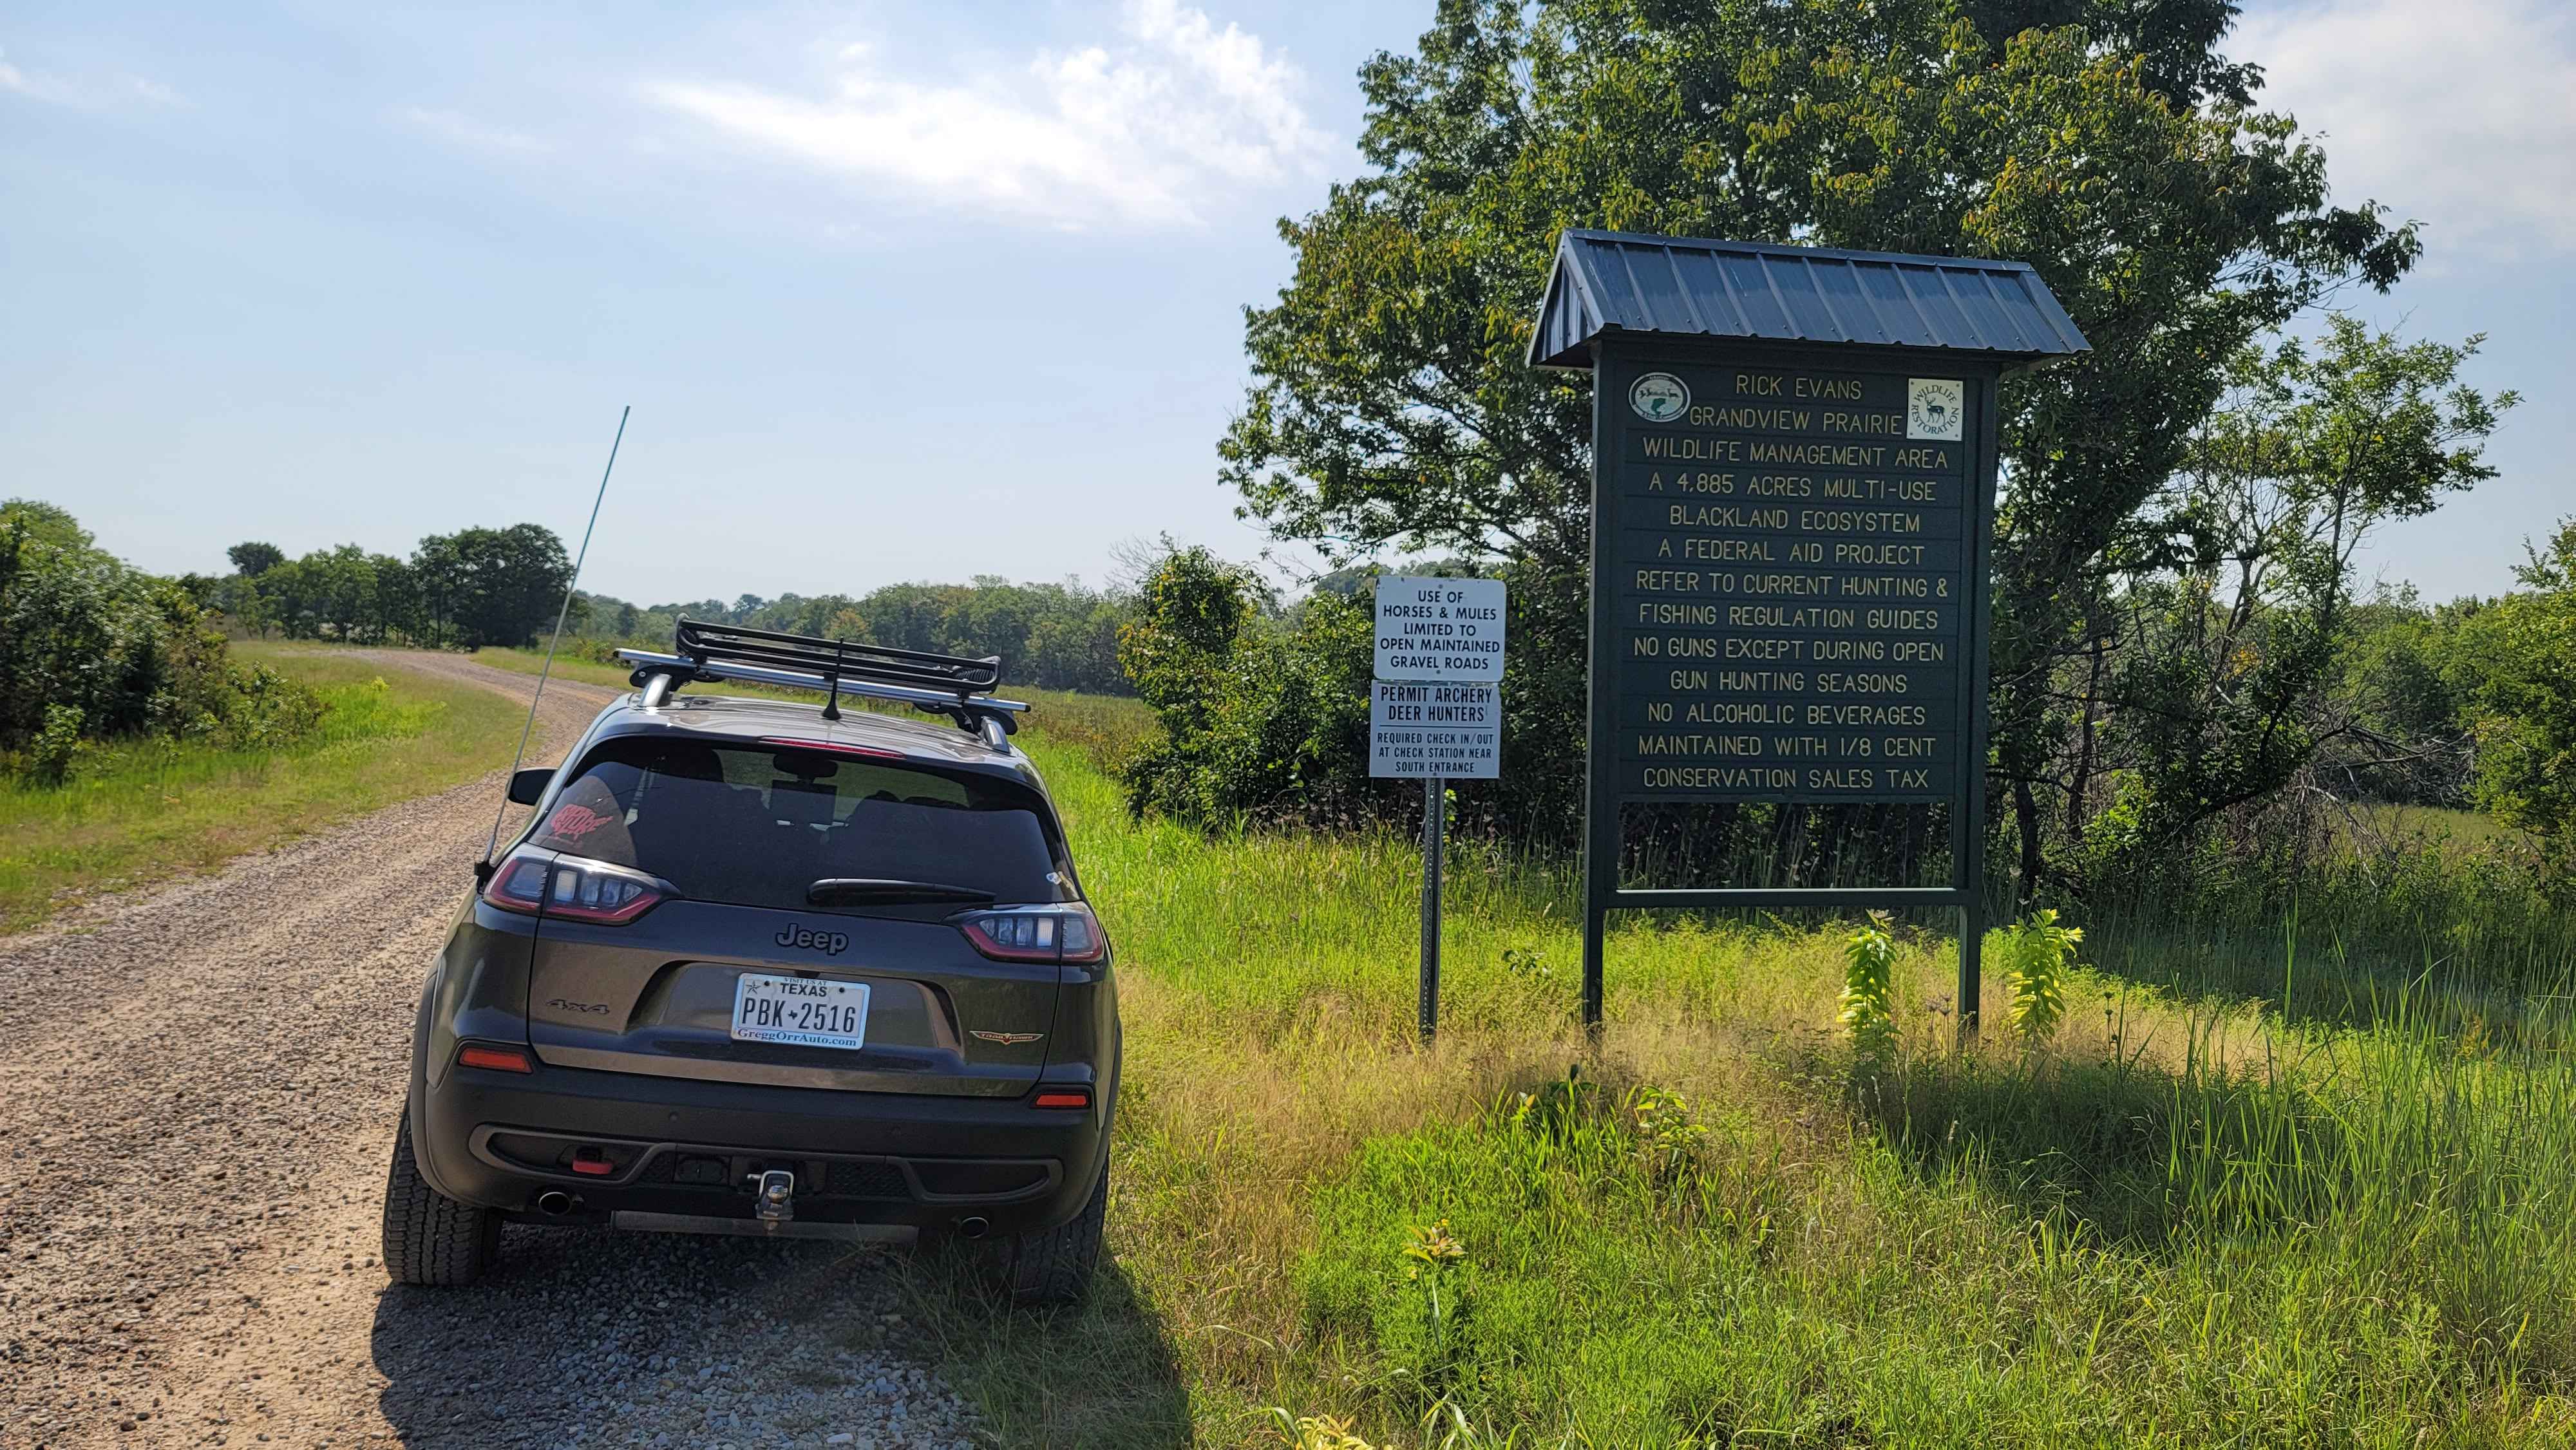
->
xmin=753 ymin=1169 xmax=795 ymax=1232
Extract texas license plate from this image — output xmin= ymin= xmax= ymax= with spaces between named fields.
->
xmin=729 ymin=973 xmax=871 ymax=1050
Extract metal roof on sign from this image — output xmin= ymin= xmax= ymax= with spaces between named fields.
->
xmin=1526 ymin=229 xmax=2090 ymax=370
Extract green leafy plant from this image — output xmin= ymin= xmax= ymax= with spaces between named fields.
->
xmin=1839 ymin=911 xmax=1899 ymax=1077
xmin=28 ymin=702 xmax=83 ymax=787
xmin=1629 ymin=1086 xmax=1707 ymax=1185
xmin=1270 ymin=1409 xmax=1381 ymax=1450
xmin=2000 ymin=909 xmax=2083 ymax=1048
xmin=1401 ymin=1218 xmax=1470 ymax=1398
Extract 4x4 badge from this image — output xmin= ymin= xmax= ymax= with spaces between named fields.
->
xmin=969 ymin=1030 xmax=1043 ymax=1045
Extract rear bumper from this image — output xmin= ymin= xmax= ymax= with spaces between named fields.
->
xmin=410 ymin=1050 xmax=1111 ymax=1238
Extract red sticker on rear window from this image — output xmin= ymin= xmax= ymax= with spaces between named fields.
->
xmin=544 ymin=802 xmax=615 ymax=842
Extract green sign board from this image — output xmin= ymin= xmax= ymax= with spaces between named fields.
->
xmin=1526 ymin=230 xmax=2090 ymax=1037
xmin=1600 ymin=359 xmax=1980 ymax=805
xmin=1580 ymin=339 xmax=2005 ymax=1032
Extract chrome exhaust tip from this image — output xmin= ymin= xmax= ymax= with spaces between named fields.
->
xmin=954 ymin=1216 xmax=989 ymax=1240
xmin=536 ymin=1191 xmax=575 ymax=1216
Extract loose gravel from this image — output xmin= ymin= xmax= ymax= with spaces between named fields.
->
xmin=0 ymin=655 xmax=983 ymax=1449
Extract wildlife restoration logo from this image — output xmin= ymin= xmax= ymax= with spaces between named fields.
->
xmin=1629 ymin=372 xmax=1689 ymax=422
xmin=1908 ymin=379 xmax=1964 ymax=441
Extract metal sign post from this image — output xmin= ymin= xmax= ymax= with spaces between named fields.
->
xmin=1371 ymin=575 xmax=1506 ymax=1042
xmin=1419 ymin=775 xmax=1444 ymax=1041
xmin=1526 ymin=231 xmax=2088 ymax=1042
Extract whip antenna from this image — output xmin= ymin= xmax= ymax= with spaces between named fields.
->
xmin=482 ymin=404 xmax=630 ymax=870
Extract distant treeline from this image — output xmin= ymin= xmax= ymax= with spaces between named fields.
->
xmin=193 ymin=527 xmax=576 ymax=650
xmin=1116 ymin=522 xmax=2576 ymax=900
xmin=573 ymin=579 xmax=1137 ymax=696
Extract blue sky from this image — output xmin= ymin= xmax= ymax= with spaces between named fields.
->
xmin=6 ymin=0 xmax=2570 ymax=607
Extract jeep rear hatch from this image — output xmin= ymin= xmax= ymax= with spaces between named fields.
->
xmin=494 ymin=734 xmax=1089 ymax=1097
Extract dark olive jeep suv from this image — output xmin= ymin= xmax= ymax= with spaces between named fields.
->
xmin=383 ymin=622 xmax=1116 ymax=1304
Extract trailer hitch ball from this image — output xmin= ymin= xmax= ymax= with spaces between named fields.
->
xmin=753 ymin=1169 xmax=795 ymax=1232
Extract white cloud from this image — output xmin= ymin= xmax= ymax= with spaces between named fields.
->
xmin=0 ymin=45 xmax=182 ymax=109
xmin=398 ymin=105 xmax=551 ymax=155
xmin=639 ymin=0 xmax=1330 ymax=229
xmin=2236 ymin=0 xmax=2576 ymax=258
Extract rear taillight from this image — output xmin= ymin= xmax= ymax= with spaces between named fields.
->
xmin=958 ymin=905 xmax=1106 ymax=964
xmin=480 ymin=845 xmax=666 ymax=925
xmin=482 ymin=849 xmax=552 ymax=914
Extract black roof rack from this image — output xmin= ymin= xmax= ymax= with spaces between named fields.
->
xmin=616 ymin=618 xmax=1029 ymax=746
xmin=679 ymin=618 xmax=1000 ymax=695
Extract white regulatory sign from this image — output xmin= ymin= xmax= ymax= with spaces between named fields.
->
xmin=1373 ymin=575 xmax=1507 ymax=683
xmin=1369 ymin=681 xmax=1501 ymax=780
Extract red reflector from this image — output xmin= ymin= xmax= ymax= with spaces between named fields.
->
xmin=458 ymin=1044 xmax=533 ymax=1073
xmin=1032 ymin=1089 xmax=1091 ymax=1109
xmin=569 ymin=1154 xmax=614 ymax=1176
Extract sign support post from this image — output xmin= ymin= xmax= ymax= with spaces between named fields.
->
xmin=1419 ymin=775 xmax=1444 ymax=1042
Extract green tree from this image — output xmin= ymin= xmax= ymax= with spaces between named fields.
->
xmin=226 ymin=541 xmax=285 ymax=577
xmin=2476 ymin=519 xmax=2576 ymax=876
xmin=2337 ymin=588 xmax=2495 ymax=807
xmin=3 ymin=499 xmax=96 ymax=552
xmin=2067 ymin=322 xmax=2510 ymax=876
xmin=1117 ymin=547 xmax=1388 ymax=824
xmin=1213 ymin=0 xmax=2415 ymax=852
xmin=1119 ymin=547 xmax=1260 ymax=749
xmin=415 ymin=524 xmax=578 ymax=649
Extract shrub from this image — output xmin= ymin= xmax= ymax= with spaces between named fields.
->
xmin=217 ymin=663 xmax=328 ymax=749
xmin=2000 ymin=909 xmax=2081 ymax=1048
xmin=1267 ymin=1411 xmax=1378 ymax=1450
xmin=1119 ymin=548 xmax=1392 ymax=827
xmin=0 ymin=502 xmax=328 ymax=775
xmin=29 ymin=704 xmax=83 ymax=787
xmin=1839 ymin=912 xmax=1900 ymax=1081
xmin=1118 ymin=548 xmax=1587 ymax=840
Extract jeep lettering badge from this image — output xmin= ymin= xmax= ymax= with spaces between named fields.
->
xmin=774 ymin=925 xmax=851 ymax=955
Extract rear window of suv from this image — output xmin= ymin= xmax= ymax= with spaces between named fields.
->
xmin=527 ymin=736 xmax=1075 ymax=912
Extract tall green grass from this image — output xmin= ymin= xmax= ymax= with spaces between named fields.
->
xmin=0 ymin=648 xmax=524 ymax=930
xmin=451 ymin=650 xmax=2576 ymax=1442
xmin=919 ymin=733 xmax=2576 ymax=1448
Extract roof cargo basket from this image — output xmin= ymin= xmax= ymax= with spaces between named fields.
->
xmin=616 ymin=618 xmax=1028 ymax=747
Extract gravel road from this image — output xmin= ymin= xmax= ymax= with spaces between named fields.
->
xmin=0 ymin=654 xmax=981 ymax=1450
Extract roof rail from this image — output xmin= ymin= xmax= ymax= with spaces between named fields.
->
xmin=615 ymin=617 xmax=1029 ymax=747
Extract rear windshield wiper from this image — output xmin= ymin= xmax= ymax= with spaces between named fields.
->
xmin=806 ymin=878 xmax=996 ymax=907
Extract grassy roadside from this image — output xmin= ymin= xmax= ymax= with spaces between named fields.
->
xmin=0 ymin=645 xmax=524 ymax=932
xmin=914 ymin=731 xmax=2576 ymax=1447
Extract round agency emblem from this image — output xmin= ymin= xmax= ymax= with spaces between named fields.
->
xmin=1907 ymin=378 xmax=1964 ymax=442
xmin=1629 ymin=372 xmax=1689 ymax=423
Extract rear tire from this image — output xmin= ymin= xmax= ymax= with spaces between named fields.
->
xmin=381 ymin=1104 xmax=500 ymax=1286
xmin=998 ymin=1155 xmax=1108 ymax=1307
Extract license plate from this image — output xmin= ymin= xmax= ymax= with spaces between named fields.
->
xmin=729 ymin=973 xmax=871 ymax=1050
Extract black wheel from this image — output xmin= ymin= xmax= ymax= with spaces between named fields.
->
xmin=998 ymin=1155 xmax=1108 ymax=1307
xmin=381 ymin=1104 xmax=500 ymax=1286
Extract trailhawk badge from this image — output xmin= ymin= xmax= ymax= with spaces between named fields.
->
xmin=1908 ymin=378 xmax=1964 ymax=442
xmin=1629 ymin=372 xmax=1689 ymax=422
